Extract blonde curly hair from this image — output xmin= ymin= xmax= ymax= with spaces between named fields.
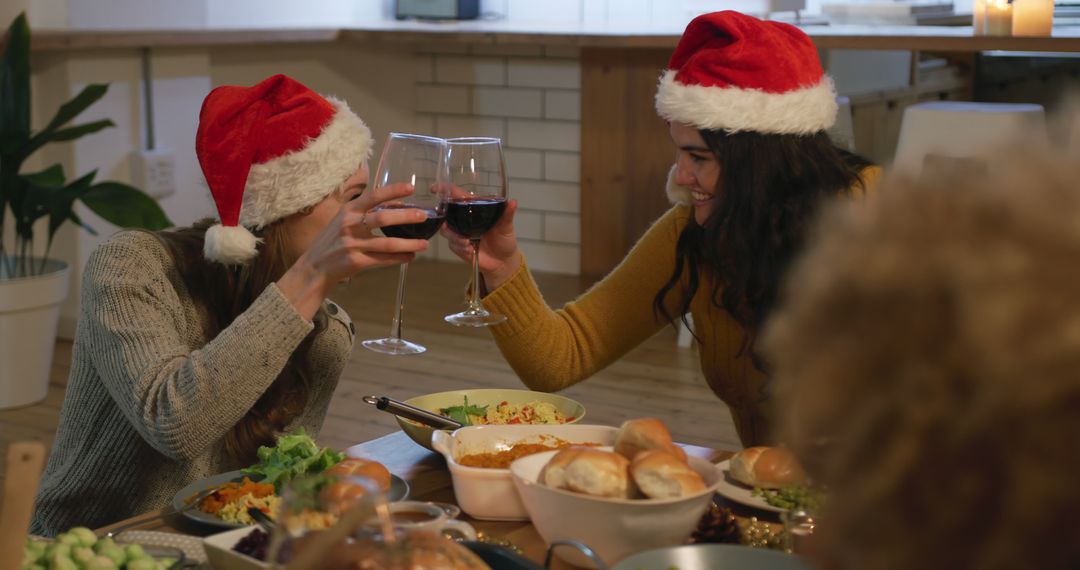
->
xmin=763 ymin=143 xmax=1080 ymax=570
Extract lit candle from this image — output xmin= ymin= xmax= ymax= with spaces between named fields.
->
xmin=973 ymin=0 xmax=987 ymax=35
xmin=984 ymin=0 xmax=1013 ymax=36
xmin=1012 ymin=0 xmax=1053 ymax=36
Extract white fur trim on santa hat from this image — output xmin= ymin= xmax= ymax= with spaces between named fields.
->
xmin=204 ymin=223 xmax=262 ymax=264
xmin=240 ymin=97 xmax=373 ymax=229
xmin=656 ymin=70 xmax=838 ymax=135
xmin=665 ymin=163 xmax=692 ymax=205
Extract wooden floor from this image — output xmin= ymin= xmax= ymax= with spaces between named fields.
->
xmin=0 ymin=260 xmax=738 ymax=486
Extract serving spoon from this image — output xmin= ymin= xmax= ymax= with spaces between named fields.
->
xmin=363 ymin=395 xmax=463 ymax=430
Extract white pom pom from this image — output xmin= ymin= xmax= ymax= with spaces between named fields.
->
xmin=665 ymin=164 xmax=691 ymax=205
xmin=203 ymin=224 xmax=261 ymax=264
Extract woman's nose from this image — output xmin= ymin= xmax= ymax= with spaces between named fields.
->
xmin=673 ymin=162 xmax=695 ymax=186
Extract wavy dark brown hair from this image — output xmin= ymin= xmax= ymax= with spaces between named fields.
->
xmin=151 ymin=218 xmax=325 ymax=465
xmin=653 ymin=130 xmax=872 ymax=368
xmin=764 ymin=143 xmax=1080 ymax=569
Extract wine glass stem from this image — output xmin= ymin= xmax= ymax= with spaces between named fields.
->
xmin=390 ymin=263 xmax=410 ymax=340
xmin=468 ymin=239 xmax=483 ymax=310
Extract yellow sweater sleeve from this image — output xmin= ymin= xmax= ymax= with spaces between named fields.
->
xmin=483 ymin=206 xmax=691 ymax=392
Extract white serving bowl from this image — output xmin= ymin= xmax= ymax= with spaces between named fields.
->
xmin=398 ymin=388 xmax=586 ymax=451
xmin=509 ymin=447 xmax=722 ymax=568
xmin=432 ymin=424 xmax=619 ymax=521
xmin=203 ymin=527 xmax=269 ymax=570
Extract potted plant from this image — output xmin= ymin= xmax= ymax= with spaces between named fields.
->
xmin=1 ymin=13 xmax=172 ymax=409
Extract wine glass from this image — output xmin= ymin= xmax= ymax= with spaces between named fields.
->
xmin=362 ymin=133 xmax=448 ymax=355
xmin=443 ymin=137 xmax=508 ymax=327
xmin=266 ymin=473 xmax=390 ymax=569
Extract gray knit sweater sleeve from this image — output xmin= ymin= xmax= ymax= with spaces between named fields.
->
xmin=81 ymin=231 xmax=314 ymax=461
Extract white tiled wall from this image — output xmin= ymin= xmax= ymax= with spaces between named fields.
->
xmin=418 ymin=44 xmax=583 ymax=275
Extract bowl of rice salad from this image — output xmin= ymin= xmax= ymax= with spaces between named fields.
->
xmin=397 ymin=389 xmax=586 ymax=450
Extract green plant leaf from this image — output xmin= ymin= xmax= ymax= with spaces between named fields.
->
xmin=41 ymin=83 xmax=108 ymax=134
xmin=80 ymin=182 xmax=172 ymax=230
xmin=45 ymin=170 xmax=97 ymax=241
xmin=67 ymin=209 xmax=98 ymax=236
xmin=20 ymin=164 xmax=66 ymax=187
xmin=23 ymin=119 xmax=114 ymax=157
xmin=47 ymin=119 xmax=114 ymax=142
xmin=0 ymin=13 xmax=31 ymax=143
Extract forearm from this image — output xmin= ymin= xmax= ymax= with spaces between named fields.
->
xmin=481 ymin=249 xmax=523 ymax=293
xmin=484 ymin=261 xmax=659 ymax=389
xmin=277 ymin=257 xmax=332 ymax=321
xmin=93 ymin=284 xmax=314 ymax=460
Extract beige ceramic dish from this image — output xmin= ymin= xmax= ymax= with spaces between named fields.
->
xmin=431 ymin=424 xmax=619 ymax=521
xmin=397 ymin=388 xmax=586 ymax=450
xmin=510 ymin=447 xmax=722 ymax=568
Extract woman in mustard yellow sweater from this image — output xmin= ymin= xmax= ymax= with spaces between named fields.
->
xmin=442 ymin=11 xmax=877 ymax=446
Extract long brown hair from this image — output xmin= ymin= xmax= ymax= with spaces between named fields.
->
xmin=653 ymin=131 xmax=872 ymax=367
xmin=152 ymin=218 xmax=325 ymax=464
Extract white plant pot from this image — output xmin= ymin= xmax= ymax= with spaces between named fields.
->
xmin=0 ymin=257 xmax=70 ymax=409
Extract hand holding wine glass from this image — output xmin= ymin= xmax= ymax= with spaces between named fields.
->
xmin=442 ymin=137 xmax=509 ymax=327
xmin=439 ymin=198 xmax=522 ymax=292
xmin=361 ymin=133 xmax=448 ymax=355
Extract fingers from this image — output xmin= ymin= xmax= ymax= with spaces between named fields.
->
xmin=495 ymin=199 xmax=518 ymax=235
xmin=349 ymin=205 xmax=427 ymax=235
xmin=445 ymin=237 xmax=474 ymax=261
xmin=350 ymin=182 xmax=415 ymax=213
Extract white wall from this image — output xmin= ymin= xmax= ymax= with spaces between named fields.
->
xmin=1 ymin=0 xmax=67 ymax=29
xmin=415 ymin=43 xmax=582 ymax=274
xmin=69 ymin=0 xmax=207 ymax=29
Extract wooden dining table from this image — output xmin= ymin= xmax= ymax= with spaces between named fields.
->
xmin=97 ymin=431 xmax=768 ymax=569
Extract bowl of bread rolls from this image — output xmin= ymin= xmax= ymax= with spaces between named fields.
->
xmin=509 ymin=418 xmax=722 ymax=568
xmin=431 ymin=423 xmax=620 ymax=521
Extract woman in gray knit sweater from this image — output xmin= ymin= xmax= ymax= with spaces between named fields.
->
xmin=31 ymin=75 xmax=428 ymax=535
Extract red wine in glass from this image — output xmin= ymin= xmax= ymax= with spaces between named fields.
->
xmin=443 ymin=137 xmax=508 ymax=327
xmin=445 ymin=197 xmax=507 ymax=239
xmin=361 ymin=132 xmax=449 ymax=355
xmin=379 ymin=205 xmax=446 ymax=240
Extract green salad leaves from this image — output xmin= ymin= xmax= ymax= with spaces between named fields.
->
xmin=240 ymin=428 xmax=344 ymax=492
xmin=438 ymin=395 xmax=488 ymax=426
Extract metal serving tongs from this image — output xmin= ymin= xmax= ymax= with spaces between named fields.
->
xmin=363 ymin=395 xmax=463 ymax=430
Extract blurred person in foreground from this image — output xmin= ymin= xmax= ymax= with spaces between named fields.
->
xmin=442 ymin=11 xmax=877 ymax=447
xmin=764 ymin=143 xmax=1080 ymax=569
xmin=31 ymin=75 xmax=429 ymax=535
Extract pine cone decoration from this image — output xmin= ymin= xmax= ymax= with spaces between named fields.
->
xmin=689 ymin=502 xmax=740 ymax=544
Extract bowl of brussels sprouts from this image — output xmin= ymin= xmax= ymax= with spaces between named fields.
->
xmin=24 ymin=527 xmax=185 ymax=570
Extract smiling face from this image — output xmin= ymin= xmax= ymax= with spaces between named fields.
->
xmin=280 ymin=162 xmax=369 ymax=263
xmin=668 ymin=121 xmax=721 ymax=225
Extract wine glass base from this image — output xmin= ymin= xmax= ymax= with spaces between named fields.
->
xmin=362 ymin=337 xmax=427 ymax=355
xmin=444 ymin=309 xmax=507 ymax=327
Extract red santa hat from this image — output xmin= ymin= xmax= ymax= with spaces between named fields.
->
xmin=196 ymin=74 xmax=372 ymax=264
xmin=655 ymin=11 xmax=836 ymax=137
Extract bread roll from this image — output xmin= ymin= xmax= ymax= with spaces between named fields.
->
xmin=630 ymin=449 xmax=707 ymax=499
xmin=542 ymin=448 xmax=636 ymax=499
xmin=613 ymin=418 xmax=687 ymax=463
xmin=728 ymin=446 xmax=807 ymax=489
xmin=563 ymin=449 xmax=635 ymax=499
xmin=540 ymin=446 xmax=587 ymax=489
xmin=326 ymin=457 xmax=392 ymax=491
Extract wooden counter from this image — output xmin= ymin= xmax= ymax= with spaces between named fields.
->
xmin=30 ymin=21 xmax=1080 ymax=53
